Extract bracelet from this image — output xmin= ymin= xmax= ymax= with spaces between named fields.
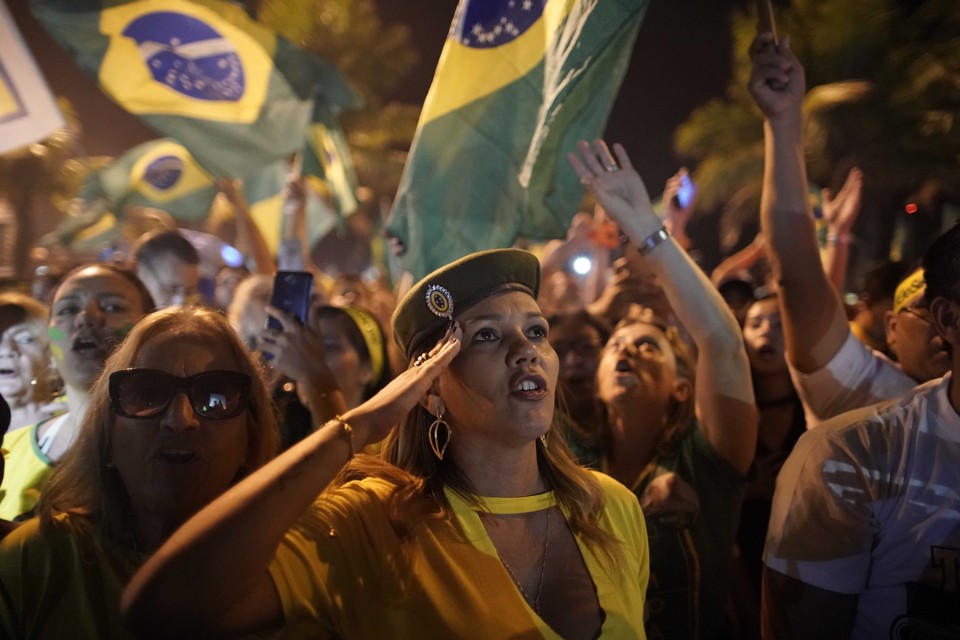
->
xmin=637 ymin=226 xmax=671 ymax=256
xmin=333 ymin=415 xmax=354 ymax=459
xmin=825 ymin=231 xmax=851 ymax=247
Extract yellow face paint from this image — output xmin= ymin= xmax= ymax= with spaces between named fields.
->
xmin=50 ymin=344 xmax=64 ymax=363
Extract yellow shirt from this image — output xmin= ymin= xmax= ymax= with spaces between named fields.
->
xmin=0 ymin=416 xmax=61 ymax=521
xmin=269 ymin=470 xmax=648 ymax=638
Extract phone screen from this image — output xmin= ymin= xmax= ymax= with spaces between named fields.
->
xmin=266 ymin=271 xmax=313 ymax=332
xmin=676 ymin=174 xmax=696 ymax=209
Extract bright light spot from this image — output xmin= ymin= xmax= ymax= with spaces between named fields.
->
xmin=572 ymin=256 xmax=592 ymax=275
xmin=220 ymin=245 xmax=244 ymax=267
xmin=905 ymin=203 xmax=918 ymax=214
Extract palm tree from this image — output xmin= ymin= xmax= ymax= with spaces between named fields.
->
xmin=676 ymin=0 xmax=960 ymax=276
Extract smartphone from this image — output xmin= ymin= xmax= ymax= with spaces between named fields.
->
xmin=266 ymin=271 xmax=314 ymax=332
xmin=674 ymin=173 xmax=696 ymax=209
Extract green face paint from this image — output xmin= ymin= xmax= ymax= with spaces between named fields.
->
xmin=48 ymin=326 xmax=66 ymax=341
xmin=110 ymin=322 xmax=135 ymax=340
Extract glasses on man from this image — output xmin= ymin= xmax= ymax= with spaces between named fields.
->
xmin=899 ymin=304 xmax=934 ymax=326
xmin=109 ymin=369 xmax=251 ymax=420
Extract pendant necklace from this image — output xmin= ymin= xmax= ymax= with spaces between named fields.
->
xmin=500 ymin=508 xmax=551 ymax=614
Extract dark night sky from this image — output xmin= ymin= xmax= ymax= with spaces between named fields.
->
xmin=9 ymin=0 xmax=739 ymax=206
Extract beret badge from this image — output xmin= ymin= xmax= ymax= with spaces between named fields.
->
xmin=425 ymin=284 xmax=454 ymax=320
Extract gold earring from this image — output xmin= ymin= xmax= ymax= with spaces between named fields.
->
xmin=428 ymin=409 xmax=451 ymax=460
xmin=539 ymin=431 xmax=549 ymax=447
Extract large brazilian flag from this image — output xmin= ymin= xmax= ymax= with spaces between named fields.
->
xmin=388 ymin=0 xmax=648 ymax=280
xmin=30 ymin=0 xmax=356 ymax=179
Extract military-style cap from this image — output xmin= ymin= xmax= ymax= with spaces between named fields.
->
xmin=392 ymin=249 xmax=541 ymax=359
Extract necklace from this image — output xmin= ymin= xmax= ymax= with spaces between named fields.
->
xmin=500 ymin=508 xmax=551 ymax=614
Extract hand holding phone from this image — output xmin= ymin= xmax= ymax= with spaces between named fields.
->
xmin=266 ymin=271 xmax=313 ymax=332
xmin=674 ymin=173 xmax=696 ymax=209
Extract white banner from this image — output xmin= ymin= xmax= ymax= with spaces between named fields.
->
xmin=0 ymin=0 xmax=64 ymax=155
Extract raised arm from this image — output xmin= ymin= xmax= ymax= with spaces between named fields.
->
xmin=218 ymin=178 xmax=276 ymax=275
xmin=122 ymin=330 xmax=461 ymax=639
xmin=711 ymin=233 xmax=766 ymax=287
xmin=569 ymin=141 xmax=757 ymax=475
xmin=820 ymin=167 xmax=863 ymax=292
xmin=749 ymin=34 xmax=850 ymax=374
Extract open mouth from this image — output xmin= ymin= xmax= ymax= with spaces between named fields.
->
xmin=615 ymin=358 xmax=634 ymax=373
xmin=156 ymin=449 xmax=198 ymax=464
xmin=72 ymin=336 xmax=103 ymax=356
xmin=0 ymin=367 xmax=15 ymax=376
xmin=511 ymin=374 xmax=548 ymax=400
xmin=758 ymin=344 xmax=776 ymax=357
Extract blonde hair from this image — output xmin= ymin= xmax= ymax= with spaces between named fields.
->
xmin=339 ymin=335 xmax=622 ymax=563
xmin=36 ymin=306 xmax=279 ymax=543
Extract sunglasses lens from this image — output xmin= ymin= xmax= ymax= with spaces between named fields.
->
xmin=117 ymin=372 xmax=174 ymax=418
xmin=190 ymin=372 xmax=247 ymax=419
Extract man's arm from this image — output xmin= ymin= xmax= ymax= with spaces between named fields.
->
xmin=750 ymin=33 xmax=851 ymax=374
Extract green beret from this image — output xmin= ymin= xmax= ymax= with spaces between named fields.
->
xmin=392 ymin=249 xmax=541 ymax=358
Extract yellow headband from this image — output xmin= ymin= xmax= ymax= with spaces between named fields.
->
xmin=340 ymin=306 xmax=385 ymax=386
xmin=893 ymin=268 xmax=926 ymax=314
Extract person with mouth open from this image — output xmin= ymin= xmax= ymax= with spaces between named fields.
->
xmin=0 ymin=265 xmax=154 ymax=522
xmin=0 ymin=292 xmax=63 ymax=432
xmin=569 ymin=139 xmax=758 ymax=639
xmin=122 ymin=248 xmax=650 ymax=639
xmin=0 ymin=306 xmax=279 ymax=638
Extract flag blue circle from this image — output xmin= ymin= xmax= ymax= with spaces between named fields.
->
xmin=123 ymin=12 xmax=245 ymax=102
xmin=144 ymin=155 xmax=184 ymax=191
xmin=450 ymin=0 xmax=546 ymax=48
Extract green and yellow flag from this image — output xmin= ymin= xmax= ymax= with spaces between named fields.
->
xmin=88 ymin=138 xmax=218 ymax=221
xmin=30 ymin=0 xmax=357 ymax=179
xmin=302 ymin=104 xmax=359 ymax=218
xmin=388 ymin=0 xmax=647 ymax=279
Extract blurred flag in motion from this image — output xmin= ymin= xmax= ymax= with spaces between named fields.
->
xmin=0 ymin=0 xmax=64 ymax=154
xmin=68 ymin=138 xmax=335 ymax=254
xmin=388 ymin=0 xmax=648 ymax=279
xmin=85 ymin=138 xmax=218 ymax=221
xmin=30 ymin=0 xmax=358 ymax=178
xmin=302 ymin=104 xmax=359 ymax=218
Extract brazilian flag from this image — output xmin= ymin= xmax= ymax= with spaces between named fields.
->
xmin=88 ymin=138 xmax=219 ymax=221
xmin=30 ymin=0 xmax=357 ymax=179
xmin=388 ymin=0 xmax=648 ymax=279
xmin=71 ymin=139 xmax=335 ymax=253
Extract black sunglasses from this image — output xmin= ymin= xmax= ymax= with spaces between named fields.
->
xmin=109 ymin=369 xmax=251 ymax=420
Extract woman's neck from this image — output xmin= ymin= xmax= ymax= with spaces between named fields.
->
xmin=453 ymin=441 xmax=548 ymax=498
xmin=604 ymin=403 xmax=666 ymax=486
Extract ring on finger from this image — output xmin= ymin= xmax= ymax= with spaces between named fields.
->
xmin=605 ymin=163 xmax=619 ymax=173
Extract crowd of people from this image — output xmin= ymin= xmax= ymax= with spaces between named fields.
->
xmin=0 ymin=31 xmax=956 ymax=640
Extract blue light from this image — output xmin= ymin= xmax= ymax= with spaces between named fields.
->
xmin=220 ymin=245 xmax=244 ymax=268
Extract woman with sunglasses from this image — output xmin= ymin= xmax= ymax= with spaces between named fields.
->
xmin=0 ymin=306 xmax=278 ymax=638
xmin=124 ymin=248 xmax=649 ymax=639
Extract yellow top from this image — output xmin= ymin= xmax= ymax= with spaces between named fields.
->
xmin=0 ymin=417 xmax=60 ymax=521
xmin=269 ymin=470 xmax=648 ymax=638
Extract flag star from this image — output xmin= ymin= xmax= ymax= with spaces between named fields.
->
xmin=523 ymin=0 xmax=533 ymax=10
xmin=170 ymin=37 xmax=181 ymax=46
xmin=472 ymin=23 xmax=483 ymax=35
xmin=494 ymin=25 xmax=503 ymax=35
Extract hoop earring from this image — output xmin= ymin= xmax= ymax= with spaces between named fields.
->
xmin=428 ymin=410 xmax=451 ymax=461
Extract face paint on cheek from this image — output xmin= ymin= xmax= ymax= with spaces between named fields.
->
xmin=50 ymin=344 xmax=64 ymax=363
xmin=48 ymin=327 xmax=66 ymax=342
xmin=110 ymin=322 xmax=135 ymax=340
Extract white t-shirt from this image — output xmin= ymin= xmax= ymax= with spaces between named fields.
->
xmin=764 ymin=373 xmax=960 ymax=639
xmin=789 ymin=330 xmax=918 ymax=428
